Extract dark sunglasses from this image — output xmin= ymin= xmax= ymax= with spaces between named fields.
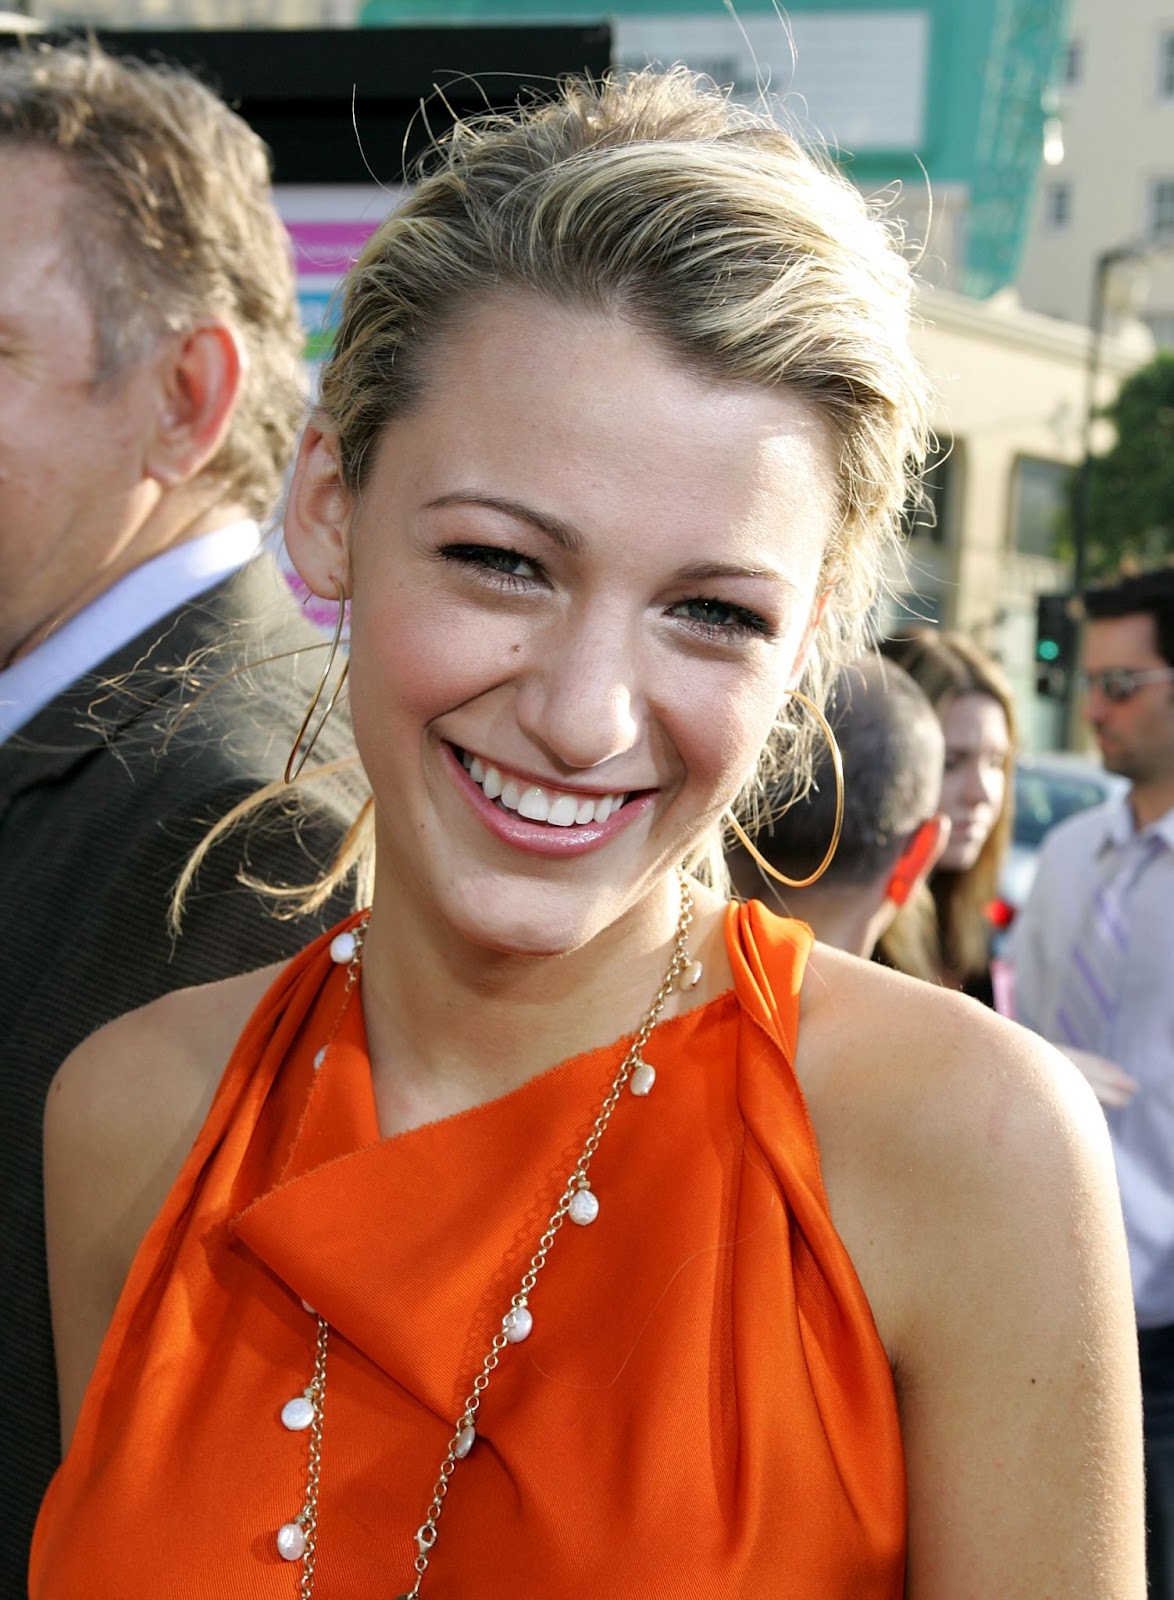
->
xmin=1080 ymin=667 xmax=1174 ymax=704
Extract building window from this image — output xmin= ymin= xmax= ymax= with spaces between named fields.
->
xmin=1150 ymin=177 xmax=1174 ymax=240
xmin=1044 ymin=181 xmax=1072 ymax=229
xmin=1012 ymin=457 xmax=1070 ymax=560
xmin=1159 ymin=31 xmax=1174 ymax=100
xmin=1063 ymin=38 xmax=1082 ymax=87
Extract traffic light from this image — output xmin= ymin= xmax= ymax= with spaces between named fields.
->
xmin=1034 ymin=591 xmax=1078 ymax=699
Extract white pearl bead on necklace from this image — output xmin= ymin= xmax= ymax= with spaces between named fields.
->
xmin=281 ymin=1394 xmax=315 ymax=1431
xmin=629 ymin=1059 xmax=656 ymax=1096
xmin=502 ymin=1305 xmax=533 ymax=1343
xmin=568 ymin=1187 xmax=600 ymax=1225
xmin=277 ymin=1521 xmax=307 ymax=1561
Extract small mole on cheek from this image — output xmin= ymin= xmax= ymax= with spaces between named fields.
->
xmin=509 ymin=643 xmax=521 ymax=655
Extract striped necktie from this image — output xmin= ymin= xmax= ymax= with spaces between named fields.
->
xmin=1056 ymin=831 xmax=1166 ymax=1058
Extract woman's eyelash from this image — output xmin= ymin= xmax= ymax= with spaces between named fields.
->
xmin=439 ymin=543 xmax=544 ymax=588
xmin=438 ymin=546 xmax=772 ymax=640
xmin=668 ymin=596 xmax=774 ymax=641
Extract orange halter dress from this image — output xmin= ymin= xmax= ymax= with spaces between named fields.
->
xmin=30 ymin=900 xmax=905 ymax=1598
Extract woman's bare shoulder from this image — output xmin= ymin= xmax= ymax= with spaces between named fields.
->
xmin=796 ymin=943 xmax=1115 ymax=1353
xmin=797 ymin=949 xmax=1143 ymax=1596
xmin=46 ymin=964 xmax=282 ymax=1445
xmin=47 ymin=963 xmax=281 ymax=1165
xmin=799 ymin=938 xmax=1096 ymax=1127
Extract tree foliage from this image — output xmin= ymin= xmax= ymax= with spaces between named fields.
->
xmin=1074 ymin=352 xmax=1174 ymax=580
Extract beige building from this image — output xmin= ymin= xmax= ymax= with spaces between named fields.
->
xmin=894 ymin=286 xmax=1149 ymax=749
xmin=1017 ymin=0 xmax=1174 ymax=345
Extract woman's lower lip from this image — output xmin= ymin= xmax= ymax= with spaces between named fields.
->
xmin=443 ymin=743 xmax=654 ymax=857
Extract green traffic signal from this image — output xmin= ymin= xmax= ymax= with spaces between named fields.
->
xmin=1037 ymin=639 xmax=1060 ymax=662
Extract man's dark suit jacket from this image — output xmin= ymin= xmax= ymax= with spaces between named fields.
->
xmin=0 ymin=554 xmax=362 ymax=1590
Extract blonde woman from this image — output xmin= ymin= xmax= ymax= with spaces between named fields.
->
xmin=878 ymin=630 xmax=1017 ymax=1002
xmin=34 ymin=70 xmax=1141 ymax=1599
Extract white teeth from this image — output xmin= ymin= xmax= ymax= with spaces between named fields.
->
xmin=461 ymin=749 xmax=627 ymax=826
xmin=547 ymin=794 xmax=580 ymax=827
xmin=517 ymin=786 xmax=549 ymax=822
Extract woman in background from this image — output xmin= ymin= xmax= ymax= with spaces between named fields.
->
xmin=879 ymin=629 xmax=1016 ymax=1004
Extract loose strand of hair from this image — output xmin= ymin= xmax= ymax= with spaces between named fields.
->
xmin=167 ymin=756 xmax=370 ymax=939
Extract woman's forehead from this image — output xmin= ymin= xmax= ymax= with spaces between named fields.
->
xmin=941 ymin=692 xmax=1009 ymax=745
xmin=370 ymin=293 xmax=839 ymax=578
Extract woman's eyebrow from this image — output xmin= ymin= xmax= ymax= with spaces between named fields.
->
xmin=423 ymin=492 xmax=585 ymax=555
xmin=423 ymin=496 xmax=793 ymax=590
xmin=674 ymin=558 xmax=791 ymax=586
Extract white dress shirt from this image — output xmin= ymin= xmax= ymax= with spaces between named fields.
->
xmin=0 ymin=521 xmax=261 ymax=744
xmin=1009 ymin=795 xmax=1174 ymax=1327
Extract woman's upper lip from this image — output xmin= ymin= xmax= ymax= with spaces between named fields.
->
xmin=450 ymin=742 xmax=656 ymax=798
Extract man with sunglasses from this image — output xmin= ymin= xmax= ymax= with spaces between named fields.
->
xmin=1010 ymin=566 xmax=1174 ymax=1599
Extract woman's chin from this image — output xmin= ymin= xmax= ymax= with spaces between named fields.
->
xmin=939 ymin=839 xmax=985 ymax=874
xmin=438 ymin=881 xmax=613 ymax=962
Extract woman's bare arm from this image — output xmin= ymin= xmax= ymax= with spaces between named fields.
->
xmin=44 ymin=966 xmax=276 ymax=1448
xmin=802 ymin=952 xmax=1145 ymax=1599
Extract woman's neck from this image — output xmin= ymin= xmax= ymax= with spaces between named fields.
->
xmin=357 ymin=867 xmax=730 ymax=1137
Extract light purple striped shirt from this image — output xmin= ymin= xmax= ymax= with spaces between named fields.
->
xmin=1010 ymin=795 xmax=1174 ymax=1326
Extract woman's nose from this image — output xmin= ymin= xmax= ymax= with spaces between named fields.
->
xmin=980 ymin=767 xmax=1002 ymax=805
xmin=960 ymin=760 xmax=991 ymax=807
xmin=513 ymin=617 xmax=642 ymax=772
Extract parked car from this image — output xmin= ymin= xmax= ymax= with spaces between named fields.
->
xmin=993 ymin=752 xmax=1129 ymax=935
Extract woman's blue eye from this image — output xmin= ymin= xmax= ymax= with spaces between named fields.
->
xmin=441 ymin=544 xmax=541 ymax=583
xmin=669 ymin=597 xmax=772 ymax=639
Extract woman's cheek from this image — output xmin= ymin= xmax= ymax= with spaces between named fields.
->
xmin=669 ymin=666 xmax=783 ymax=803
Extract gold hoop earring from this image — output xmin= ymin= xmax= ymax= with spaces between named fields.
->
xmin=724 ymin=689 xmax=844 ymax=890
xmin=285 ymin=581 xmax=350 ymax=784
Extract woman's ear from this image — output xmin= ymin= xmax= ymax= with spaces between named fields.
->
xmin=788 ymin=585 xmax=834 ymax=689
xmin=284 ymin=424 xmax=352 ymax=599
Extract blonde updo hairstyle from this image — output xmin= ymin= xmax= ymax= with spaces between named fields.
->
xmin=281 ymin=66 xmax=930 ymax=903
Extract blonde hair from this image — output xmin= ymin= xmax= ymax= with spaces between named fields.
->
xmin=0 ymin=39 xmax=303 ymax=521
xmin=878 ymin=630 xmax=1017 ymax=983
xmin=183 ymin=66 xmax=930 ymax=915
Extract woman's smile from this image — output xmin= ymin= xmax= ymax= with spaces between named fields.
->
xmin=445 ymin=741 xmax=657 ymax=857
xmin=457 ymin=744 xmax=635 ymax=823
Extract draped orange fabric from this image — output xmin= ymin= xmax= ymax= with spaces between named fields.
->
xmin=31 ymin=901 xmax=905 ymax=1599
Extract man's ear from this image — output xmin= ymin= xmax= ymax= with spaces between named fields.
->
xmin=283 ymin=423 xmax=352 ymax=599
xmin=144 ymin=322 xmax=243 ymax=488
xmin=885 ymin=814 xmax=950 ymax=908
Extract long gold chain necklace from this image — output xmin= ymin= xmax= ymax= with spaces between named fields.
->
xmin=274 ymin=871 xmax=701 ymax=1597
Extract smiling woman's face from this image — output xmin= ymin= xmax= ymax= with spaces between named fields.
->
xmin=288 ymin=294 xmax=840 ymax=957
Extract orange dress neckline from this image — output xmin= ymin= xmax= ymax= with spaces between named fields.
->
xmin=31 ymin=900 xmax=906 ymax=1599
